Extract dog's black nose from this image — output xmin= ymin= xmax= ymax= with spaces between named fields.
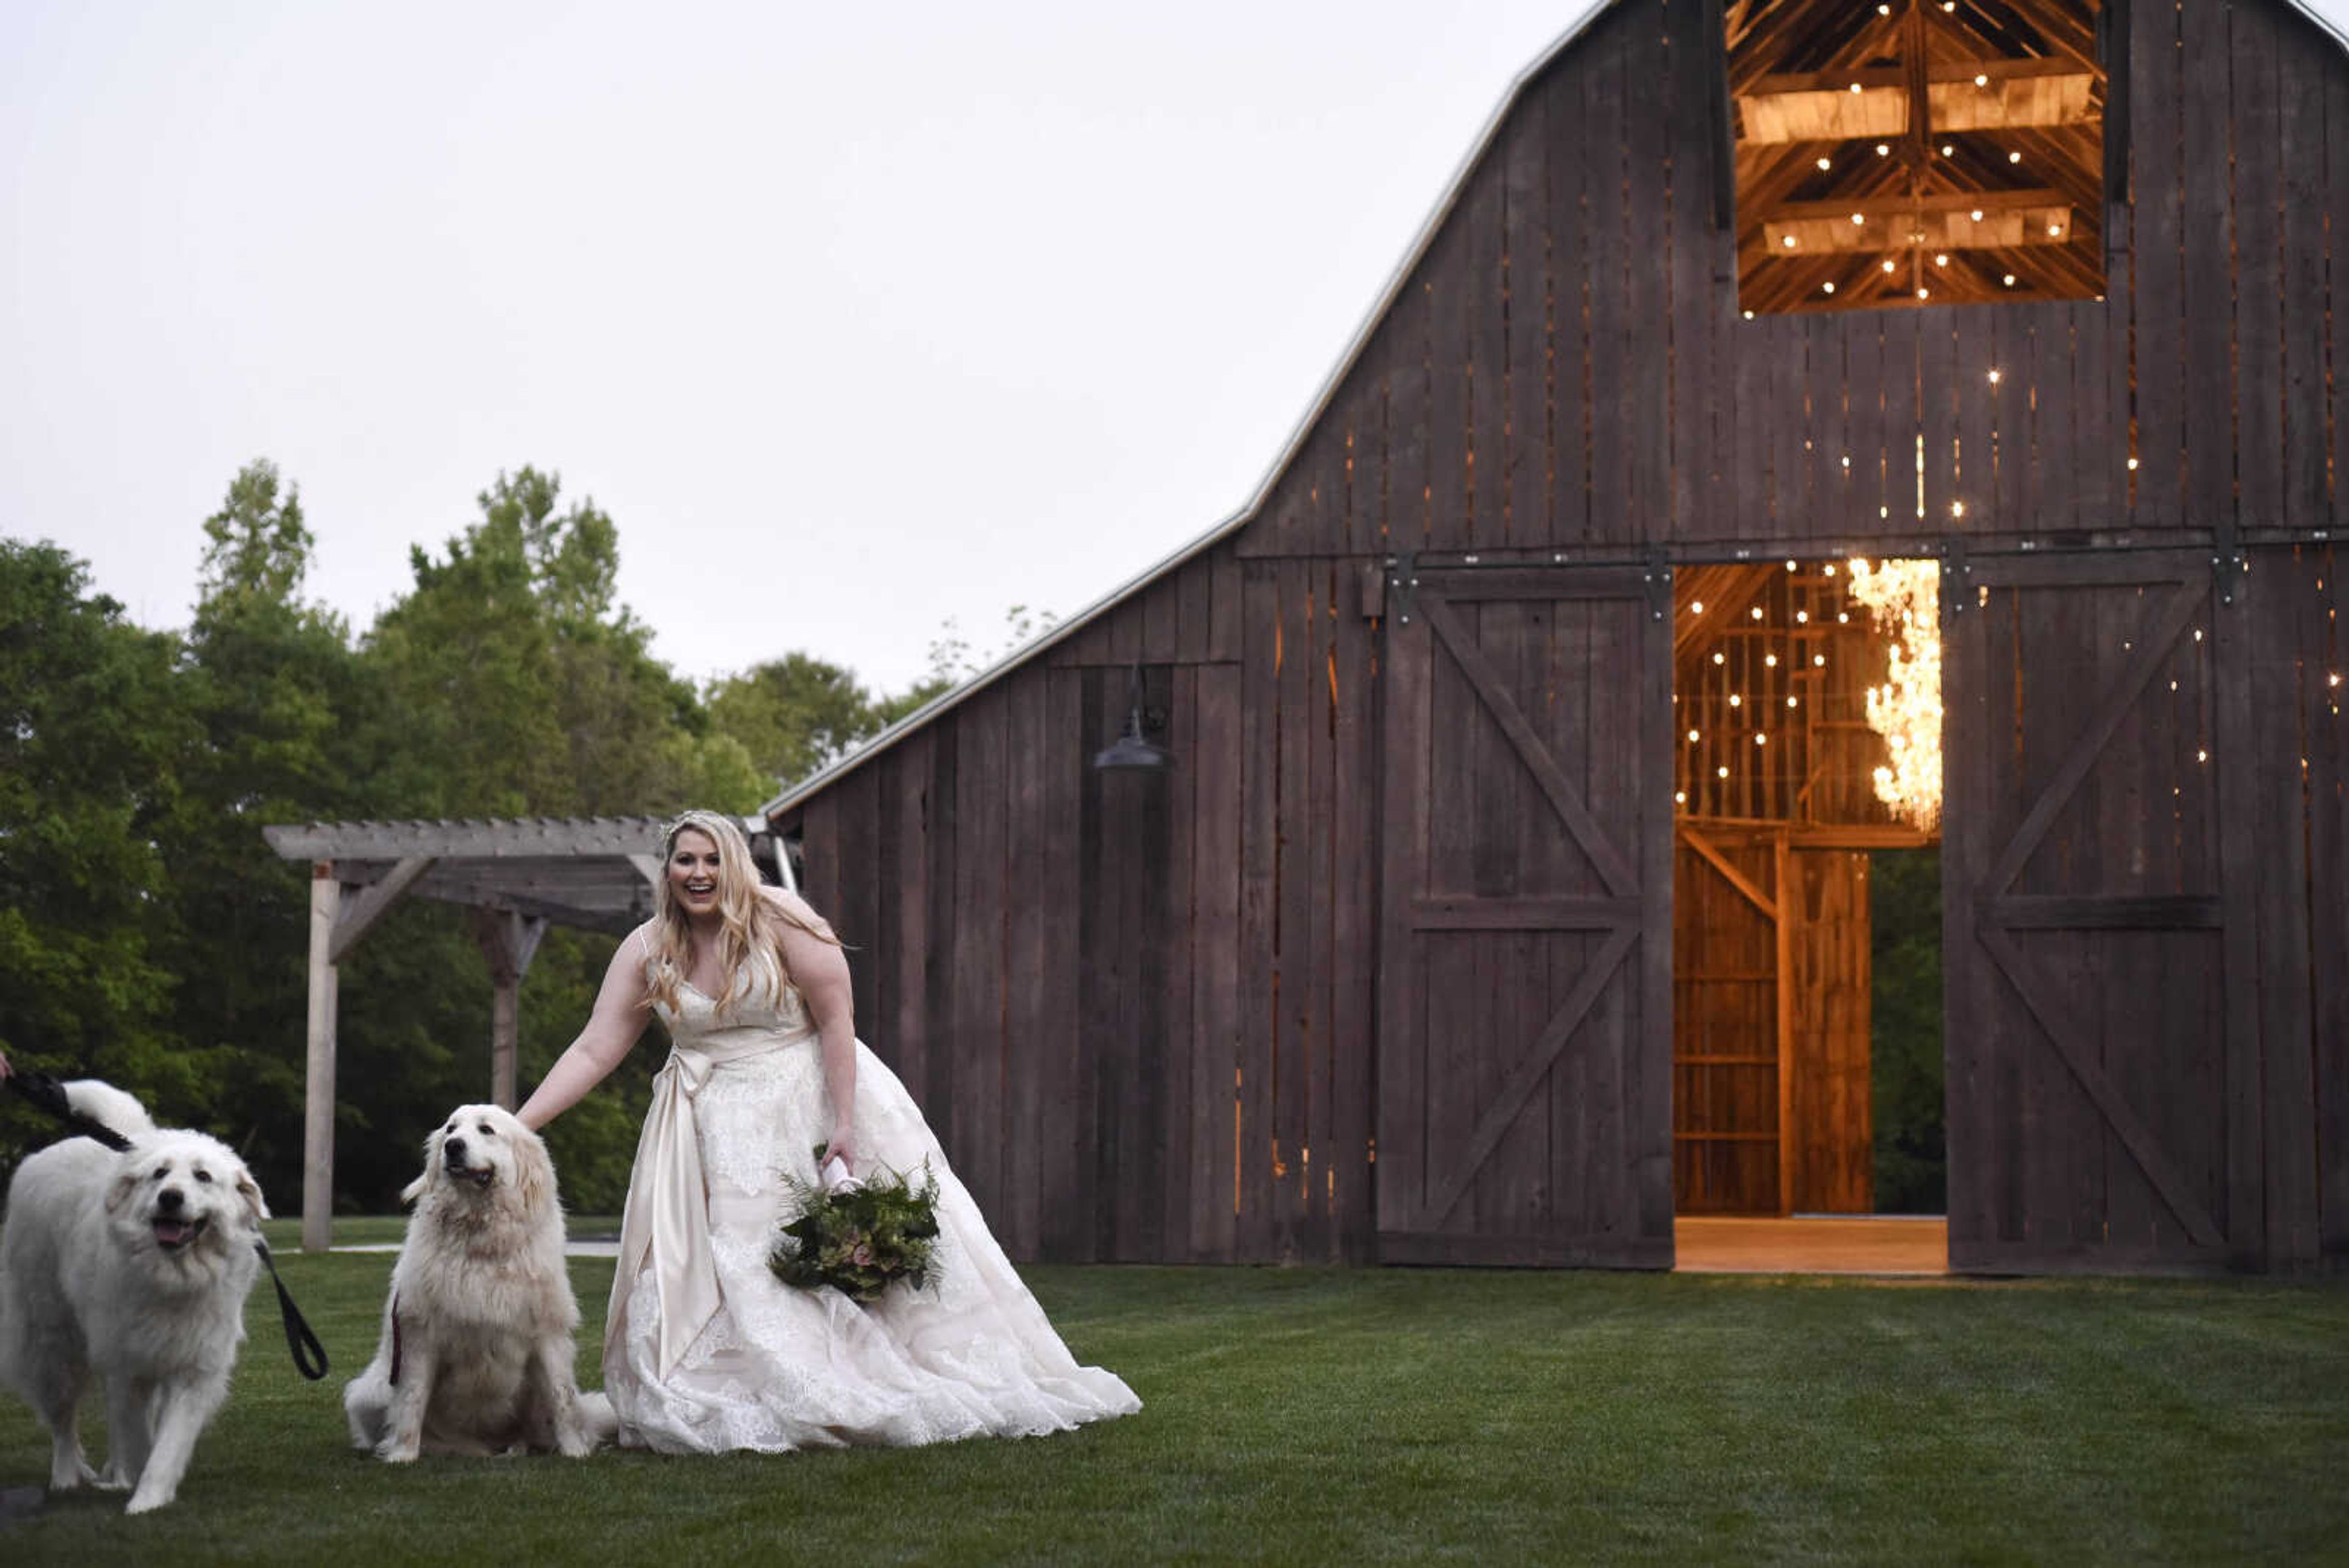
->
xmin=444 ymin=1137 xmax=467 ymax=1161
xmin=158 ymin=1187 xmax=184 ymax=1213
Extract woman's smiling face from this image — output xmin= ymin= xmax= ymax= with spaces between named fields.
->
xmin=667 ymin=828 xmax=722 ymax=917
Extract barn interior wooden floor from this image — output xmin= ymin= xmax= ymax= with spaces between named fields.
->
xmin=1675 ymin=1216 xmax=1948 ymax=1276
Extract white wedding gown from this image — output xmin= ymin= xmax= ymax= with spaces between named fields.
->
xmin=602 ymin=972 xmax=1140 ymax=1453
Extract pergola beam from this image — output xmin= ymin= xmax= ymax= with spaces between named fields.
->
xmin=327 ymin=855 xmax=434 ymax=964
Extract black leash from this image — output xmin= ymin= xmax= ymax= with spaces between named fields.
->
xmin=5 ymin=1071 xmax=330 ymax=1381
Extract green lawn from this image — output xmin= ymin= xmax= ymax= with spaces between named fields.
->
xmin=2 ymin=1258 xmax=2344 ymax=1565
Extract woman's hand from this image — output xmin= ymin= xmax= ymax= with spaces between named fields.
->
xmin=824 ymin=1124 xmax=857 ymax=1175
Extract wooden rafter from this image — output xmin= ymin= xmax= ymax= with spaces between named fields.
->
xmin=1764 ymin=189 xmax=2075 ymax=255
xmin=1731 ymin=0 xmax=2105 ymax=318
xmin=1739 ymin=58 xmax=2096 ymax=143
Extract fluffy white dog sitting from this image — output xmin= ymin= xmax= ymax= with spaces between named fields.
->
xmin=0 ymin=1080 xmax=269 ymax=1514
xmin=344 ymin=1104 xmax=613 ymax=1460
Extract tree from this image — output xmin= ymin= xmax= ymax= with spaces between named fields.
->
xmin=0 ymin=541 xmax=191 ymax=1159
xmin=153 ymin=461 xmax=380 ymax=1178
xmin=1871 ymin=847 xmax=1945 ymax=1213
xmin=336 ymin=467 xmax=764 ymax=1208
xmin=707 ymin=653 xmax=891 ymax=791
xmin=918 ymin=603 xmax=1062 ymax=689
xmin=366 ymin=467 xmax=765 ymax=819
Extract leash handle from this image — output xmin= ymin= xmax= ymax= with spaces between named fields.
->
xmin=257 ymin=1241 xmax=331 ymax=1381
xmin=4 ymin=1071 xmax=132 ymax=1153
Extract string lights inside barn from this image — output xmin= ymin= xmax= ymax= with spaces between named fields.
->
xmin=1672 ymin=559 xmax=1938 ymax=831
xmin=1844 ymin=558 xmax=1943 ymax=830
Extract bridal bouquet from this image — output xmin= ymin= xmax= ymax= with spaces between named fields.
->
xmin=768 ymin=1143 xmax=941 ymax=1303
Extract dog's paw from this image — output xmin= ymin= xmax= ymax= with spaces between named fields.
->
xmin=373 ymin=1438 xmax=421 ymax=1465
xmin=48 ymin=1456 xmax=98 ymax=1491
xmin=124 ymin=1482 xmax=177 ymax=1515
xmin=92 ymin=1466 xmax=133 ymax=1492
xmin=557 ymin=1426 xmax=595 ymax=1459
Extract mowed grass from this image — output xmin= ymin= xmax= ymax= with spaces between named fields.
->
xmin=2 ymin=1255 xmax=2345 ymax=1566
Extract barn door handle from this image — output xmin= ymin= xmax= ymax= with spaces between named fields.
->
xmin=1939 ymin=540 xmax=1971 ymax=625
xmin=2213 ymin=519 xmax=2245 ymax=608
xmin=1387 ymin=552 xmax=1419 ymax=625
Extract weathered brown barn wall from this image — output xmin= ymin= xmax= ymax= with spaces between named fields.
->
xmin=781 ymin=0 xmax=2349 ymax=1274
xmin=792 ymin=540 xmax=1387 ymax=1264
xmin=1239 ymin=0 xmax=2347 ymax=561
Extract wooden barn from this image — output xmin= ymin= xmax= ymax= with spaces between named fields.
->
xmin=769 ymin=0 xmax=2349 ymax=1277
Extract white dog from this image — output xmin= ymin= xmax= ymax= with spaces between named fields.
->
xmin=0 ymin=1080 xmax=269 ymax=1514
xmin=343 ymin=1104 xmax=613 ymax=1460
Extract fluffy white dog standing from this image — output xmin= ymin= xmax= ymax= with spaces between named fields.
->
xmin=344 ymin=1104 xmax=612 ymax=1460
xmin=0 ymin=1080 xmax=269 ymax=1514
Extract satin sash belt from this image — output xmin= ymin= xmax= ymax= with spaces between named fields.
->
xmin=610 ymin=1029 xmax=803 ymax=1376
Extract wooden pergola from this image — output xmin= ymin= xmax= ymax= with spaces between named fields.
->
xmin=262 ymin=814 xmax=789 ymax=1251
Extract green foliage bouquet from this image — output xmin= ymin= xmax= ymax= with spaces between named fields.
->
xmin=768 ymin=1144 xmax=942 ymax=1303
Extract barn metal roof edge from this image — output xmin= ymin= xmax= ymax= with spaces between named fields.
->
xmin=762 ymin=0 xmax=2349 ymax=822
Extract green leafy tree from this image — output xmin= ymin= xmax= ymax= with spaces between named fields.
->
xmin=152 ymin=461 xmax=384 ymax=1186
xmin=366 ymin=467 xmax=764 ymax=819
xmin=0 ymin=541 xmax=192 ymax=1157
xmin=1871 ymin=847 xmax=1945 ymax=1213
xmin=707 ymin=653 xmax=891 ymax=791
xmin=340 ymin=467 xmax=763 ymax=1208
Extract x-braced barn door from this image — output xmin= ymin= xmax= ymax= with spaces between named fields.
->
xmin=1375 ymin=562 xmax=1674 ymax=1267
xmin=1942 ymin=546 xmax=2258 ymax=1272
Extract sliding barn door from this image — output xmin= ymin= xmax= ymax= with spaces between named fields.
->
xmin=1942 ymin=549 xmax=2257 ymax=1271
xmin=1375 ymin=565 xmax=1674 ymax=1268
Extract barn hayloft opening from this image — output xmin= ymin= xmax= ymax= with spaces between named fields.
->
xmin=1671 ymin=559 xmax=1945 ymax=1244
xmin=1728 ymin=0 xmax=2107 ymax=316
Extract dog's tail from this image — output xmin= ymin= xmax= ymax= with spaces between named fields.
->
xmin=61 ymin=1079 xmax=157 ymax=1142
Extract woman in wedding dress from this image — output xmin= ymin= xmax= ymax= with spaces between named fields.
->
xmin=518 ymin=809 xmax=1138 ymax=1454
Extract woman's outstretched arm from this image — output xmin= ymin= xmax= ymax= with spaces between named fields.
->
xmin=518 ymin=926 xmax=654 ymax=1131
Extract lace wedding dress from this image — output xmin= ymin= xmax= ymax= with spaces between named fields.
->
xmin=602 ymin=970 xmax=1140 ymax=1453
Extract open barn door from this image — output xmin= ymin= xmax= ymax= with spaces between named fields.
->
xmin=1942 ymin=548 xmax=2258 ymax=1272
xmin=1375 ymin=563 xmax=1674 ymax=1267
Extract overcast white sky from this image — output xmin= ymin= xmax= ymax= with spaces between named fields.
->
xmin=10 ymin=2 xmax=2347 ymax=694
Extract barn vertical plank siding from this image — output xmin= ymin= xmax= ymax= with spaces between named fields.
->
xmin=2232 ymin=2 xmax=2283 ymax=537
xmin=1239 ymin=565 xmax=1281 ymax=1258
xmin=2278 ymin=25 xmax=2328 ymax=527
xmin=1038 ymin=672 xmax=1088 ymax=1263
xmin=1191 ymin=662 xmax=1245 ymax=1262
xmin=767 ymin=1 xmax=2349 ymax=1274
xmin=948 ymin=687 xmax=1008 ymax=1223
xmin=2131 ymin=0 xmax=2185 ymax=532
xmin=998 ymin=673 xmax=1048 ymax=1260
xmin=2307 ymin=548 xmax=2349 ymax=1266
xmin=2243 ymin=550 xmax=2318 ymax=1271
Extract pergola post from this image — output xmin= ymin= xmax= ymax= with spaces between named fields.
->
xmin=471 ymin=908 xmax=547 ymax=1110
xmin=302 ymin=863 xmax=342 ymax=1254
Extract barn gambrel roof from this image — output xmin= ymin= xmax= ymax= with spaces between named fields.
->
xmin=763 ymin=0 xmax=2349 ymax=820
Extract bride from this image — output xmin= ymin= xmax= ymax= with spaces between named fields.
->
xmin=518 ymin=809 xmax=1139 ymax=1452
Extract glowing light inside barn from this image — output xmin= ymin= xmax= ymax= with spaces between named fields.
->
xmin=1845 ymin=557 xmax=1943 ymax=831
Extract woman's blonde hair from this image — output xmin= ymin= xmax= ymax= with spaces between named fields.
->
xmin=643 ymin=809 xmax=837 ymax=1016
